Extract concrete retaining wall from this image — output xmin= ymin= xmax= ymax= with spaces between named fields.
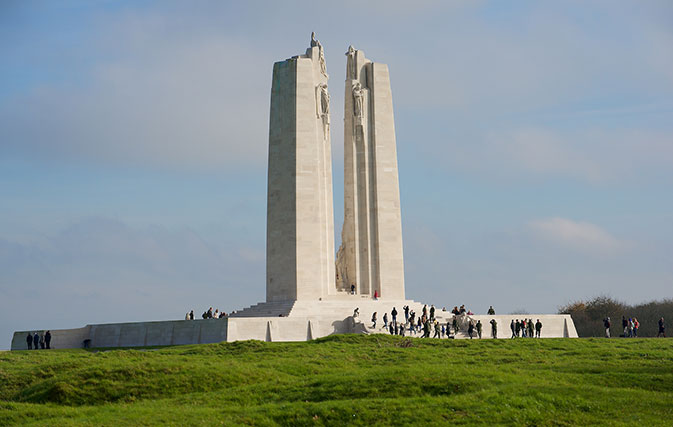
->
xmin=10 ymin=314 xmax=577 ymax=350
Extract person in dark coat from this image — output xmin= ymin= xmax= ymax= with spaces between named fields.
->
xmin=391 ymin=307 xmax=398 ymax=324
xmin=476 ymin=320 xmax=483 ymax=339
xmin=45 ymin=330 xmax=52 ymax=349
xmin=468 ymin=322 xmax=475 ymax=339
xmin=535 ymin=320 xmax=542 ymax=338
xmin=604 ymin=317 xmax=611 ymax=338
xmin=487 ymin=306 xmax=496 ymax=315
xmin=26 ymin=333 xmax=33 ymax=350
xmin=510 ymin=320 xmax=516 ymax=338
xmin=490 ymin=319 xmax=498 ymax=339
xmin=33 ymin=333 xmax=39 ymax=350
xmin=658 ymin=317 xmax=666 ymax=338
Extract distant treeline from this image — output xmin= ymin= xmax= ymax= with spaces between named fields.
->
xmin=558 ymin=296 xmax=672 ymax=338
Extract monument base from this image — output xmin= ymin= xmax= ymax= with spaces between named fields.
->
xmin=10 ymin=298 xmax=577 ymax=350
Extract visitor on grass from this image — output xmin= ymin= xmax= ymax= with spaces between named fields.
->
xmin=371 ymin=312 xmax=377 ymax=329
xmin=510 ymin=320 xmax=516 ymax=338
xmin=622 ymin=316 xmax=628 ymax=337
xmin=487 ymin=305 xmax=495 ymax=315
xmin=26 ymin=333 xmax=32 ymax=350
xmin=441 ymin=324 xmax=445 ymax=338
xmin=633 ymin=318 xmax=639 ymax=337
xmin=476 ymin=320 xmax=483 ymax=339
xmin=468 ymin=321 xmax=474 ymax=339
xmin=394 ymin=322 xmax=398 ymax=335
xmin=657 ymin=317 xmax=665 ymax=338
xmin=423 ymin=320 xmax=431 ymax=338
xmin=45 ymin=330 xmax=51 ymax=349
xmin=515 ymin=319 xmax=521 ymax=337
xmin=490 ymin=319 xmax=497 ymax=339
xmin=604 ymin=317 xmax=611 ymax=338
xmin=627 ymin=318 xmax=634 ymax=338
xmin=527 ymin=319 xmax=534 ymax=338
xmin=389 ymin=323 xmax=394 ymax=335
xmin=535 ymin=319 xmax=542 ymax=338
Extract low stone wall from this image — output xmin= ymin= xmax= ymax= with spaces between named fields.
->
xmin=10 ymin=313 xmax=577 ymax=350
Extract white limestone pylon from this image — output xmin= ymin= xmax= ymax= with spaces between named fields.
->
xmin=336 ymin=47 xmax=405 ymax=300
xmin=265 ymin=35 xmax=335 ymax=304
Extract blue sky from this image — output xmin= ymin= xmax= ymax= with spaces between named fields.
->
xmin=1 ymin=1 xmax=672 ymax=348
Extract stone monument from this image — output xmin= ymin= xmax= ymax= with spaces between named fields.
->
xmin=9 ymin=34 xmax=578 ymax=350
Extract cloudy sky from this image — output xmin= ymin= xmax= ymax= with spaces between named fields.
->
xmin=1 ymin=1 xmax=672 ymax=348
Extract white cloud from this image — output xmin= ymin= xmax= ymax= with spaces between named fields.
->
xmin=529 ymin=217 xmax=626 ymax=253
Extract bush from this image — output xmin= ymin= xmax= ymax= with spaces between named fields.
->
xmin=558 ymin=295 xmax=672 ymax=337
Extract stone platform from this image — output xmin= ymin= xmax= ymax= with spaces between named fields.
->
xmin=10 ymin=297 xmax=577 ymax=350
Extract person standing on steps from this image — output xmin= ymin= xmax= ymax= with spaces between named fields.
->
xmin=33 ymin=332 xmax=39 ymax=350
xmin=430 ymin=305 xmax=435 ymax=320
xmin=404 ymin=305 xmax=409 ymax=322
xmin=527 ymin=319 xmax=534 ymax=338
xmin=383 ymin=313 xmax=388 ymax=329
xmin=535 ymin=319 xmax=542 ymax=338
xmin=487 ymin=306 xmax=495 ymax=315
xmin=476 ymin=320 xmax=483 ymax=339
xmin=391 ymin=307 xmax=398 ymax=325
xmin=490 ymin=319 xmax=498 ymax=339
xmin=45 ymin=330 xmax=52 ymax=349
xmin=26 ymin=333 xmax=32 ymax=350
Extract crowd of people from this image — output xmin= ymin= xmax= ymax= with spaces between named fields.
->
xmin=25 ymin=331 xmax=51 ymax=350
xmin=509 ymin=319 xmax=543 ymax=338
xmin=602 ymin=316 xmax=666 ymax=338
xmin=184 ymin=307 xmax=228 ymax=320
xmin=368 ymin=304 xmax=501 ymax=339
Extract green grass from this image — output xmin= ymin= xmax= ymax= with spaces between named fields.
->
xmin=1 ymin=335 xmax=672 ymax=426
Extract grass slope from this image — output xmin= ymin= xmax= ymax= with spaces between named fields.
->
xmin=1 ymin=335 xmax=672 ymax=426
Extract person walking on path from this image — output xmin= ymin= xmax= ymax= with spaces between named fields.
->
xmin=658 ymin=317 xmax=666 ymax=338
xmin=535 ymin=319 xmax=542 ymax=338
xmin=433 ymin=321 xmax=441 ymax=338
xmin=487 ymin=306 xmax=495 ymax=315
xmin=476 ymin=320 xmax=483 ymax=339
xmin=45 ymin=330 xmax=52 ymax=349
xmin=26 ymin=333 xmax=32 ymax=350
xmin=604 ymin=317 xmax=611 ymax=338
xmin=468 ymin=322 xmax=475 ymax=339
xmin=383 ymin=313 xmax=388 ymax=329
xmin=371 ymin=312 xmax=377 ymax=329
xmin=33 ymin=333 xmax=39 ymax=350
xmin=527 ymin=319 xmax=534 ymax=338
xmin=404 ymin=305 xmax=409 ymax=322
xmin=490 ymin=319 xmax=498 ymax=339
xmin=510 ymin=320 xmax=516 ymax=338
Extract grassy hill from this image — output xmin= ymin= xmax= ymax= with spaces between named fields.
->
xmin=1 ymin=335 xmax=672 ymax=426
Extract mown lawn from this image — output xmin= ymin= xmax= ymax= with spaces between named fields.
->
xmin=1 ymin=335 xmax=672 ymax=426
